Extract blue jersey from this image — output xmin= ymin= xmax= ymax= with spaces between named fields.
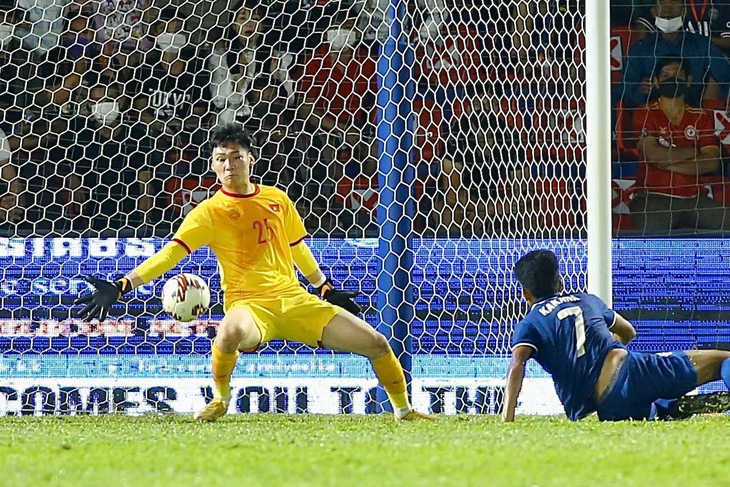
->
xmin=510 ymin=293 xmax=624 ymax=420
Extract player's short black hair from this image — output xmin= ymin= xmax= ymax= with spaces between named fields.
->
xmin=653 ymin=56 xmax=690 ymax=79
xmin=209 ymin=124 xmax=256 ymax=154
xmin=514 ymin=250 xmax=561 ymax=300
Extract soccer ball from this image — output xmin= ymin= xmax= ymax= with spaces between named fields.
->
xmin=161 ymin=274 xmax=211 ymax=322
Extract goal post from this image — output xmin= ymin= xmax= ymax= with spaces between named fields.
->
xmin=0 ymin=0 xmax=625 ymax=417
xmin=375 ymin=0 xmax=416 ymax=413
xmin=585 ymin=0 xmax=613 ymax=305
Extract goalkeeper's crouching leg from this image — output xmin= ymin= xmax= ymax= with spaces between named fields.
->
xmin=370 ymin=345 xmax=435 ymax=421
xmin=194 ymin=342 xmax=239 ymax=422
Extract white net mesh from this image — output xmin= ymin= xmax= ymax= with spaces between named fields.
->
xmin=612 ymin=0 xmax=730 ymax=235
xmin=608 ymin=2 xmax=730 ymax=398
xmin=0 ymin=0 xmax=592 ymax=416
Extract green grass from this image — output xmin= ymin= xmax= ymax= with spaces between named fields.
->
xmin=1 ymin=414 xmax=728 ymax=486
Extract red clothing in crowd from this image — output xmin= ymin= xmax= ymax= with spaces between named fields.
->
xmin=416 ymin=23 xmax=487 ymax=90
xmin=633 ymin=101 xmax=719 ymax=198
xmin=298 ymin=45 xmax=377 ymax=125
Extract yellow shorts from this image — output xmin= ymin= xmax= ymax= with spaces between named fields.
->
xmin=226 ymin=289 xmax=342 ymax=348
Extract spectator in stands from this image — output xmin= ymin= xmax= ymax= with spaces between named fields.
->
xmin=413 ymin=8 xmax=488 ymax=119
xmin=358 ymin=0 xmax=449 ymax=44
xmin=43 ymin=5 xmax=98 ymax=110
xmin=630 ymin=56 xmax=730 ymax=233
xmin=126 ymin=8 xmax=210 ymax=227
xmin=15 ymin=0 xmax=66 ymax=58
xmin=1 ymin=9 xmax=51 ymax=120
xmin=37 ymin=0 xmax=154 ymax=111
xmin=1 ymin=9 xmax=22 ymax=116
xmin=621 ymin=0 xmax=730 ymax=108
xmin=629 ymin=0 xmax=730 ymax=104
xmin=206 ymin=27 xmax=232 ymax=111
xmin=0 ymin=16 xmax=51 ymax=151
xmin=41 ymin=1 xmax=152 ymax=111
xmin=0 ymin=127 xmax=24 ymax=225
xmin=631 ymin=0 xmax=730 ymax=54
xmin=208 ymin=3 xmax=270 ymax=124
xmin=1 ymin=9 xmax=53 ymax=161
xmin=46 ymin=80 xmax=127 ymax=231
xmin=509 ymin=0 xmax=584 ymax=97
xmin=438 ymin=93 xmax=525 ymax=236
xmin=297 ymin=11 xmax=377 ymax=183
xmin=357 ymin=0 xmax=391 ymax=43
xmin=80 ymin=81 xmax=130 ymax=232
xmin=262 ymin=0 xmax=345 ymax=58
xmin=88 ymin=0 xmax=155 ymax=81
xmin=244 ymin=74 xmax=302 ymax=197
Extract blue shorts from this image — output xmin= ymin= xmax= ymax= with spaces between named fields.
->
xmin=596 ymin=350 xmax=697 ymax=421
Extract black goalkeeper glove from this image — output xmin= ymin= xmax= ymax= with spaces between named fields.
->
xmin=74 ymin=276 xmax=132 ymax=322
xmin=316 ymin=279 xmax=362 ymax=315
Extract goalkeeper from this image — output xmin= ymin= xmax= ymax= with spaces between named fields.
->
xmin=75 ymin=124 xmax=431 ymax=421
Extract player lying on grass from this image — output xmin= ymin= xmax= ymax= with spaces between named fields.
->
xmin=503 ymin=249 xmax=730 ymax=422
xmin=74 ymin=123 xmax=431 ymax=422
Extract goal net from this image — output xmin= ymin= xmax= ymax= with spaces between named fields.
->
xmin=3 ymin=0 xmax=723 ymax=417
xmin=0 ymin=0 xmax=582 ymax=417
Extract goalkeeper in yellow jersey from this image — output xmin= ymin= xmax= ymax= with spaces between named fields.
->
xmin=74 ymin=124 xmax=431 ymax=422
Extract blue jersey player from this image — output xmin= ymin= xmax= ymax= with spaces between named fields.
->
xmin=503 ymin=249 xmax=730 ymax=422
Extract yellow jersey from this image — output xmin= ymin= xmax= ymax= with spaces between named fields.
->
xmin=172 ymin=185 xmax=308 ymax=302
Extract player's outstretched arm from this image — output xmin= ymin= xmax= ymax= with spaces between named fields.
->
xmin=502 ymin=346 xmax=533 ymax=422
xmin=74 ymin=276 xmax=133 ymax=322
xmin=290 ymin=240 xmax=362 ymax=315
xmin=74 ymin=241 xmax=190 ymax=321
xmin=610 ymin=313 xmax=637 ymax=345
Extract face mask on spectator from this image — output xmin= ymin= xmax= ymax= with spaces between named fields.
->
xmin=92 ymin=101 xmax=121 ymax=125
xmin=327 ymin=28 xmax=357 ymax=51
xmin=655 ymin=16 xmax=683 ymax=33
xmin=0 ymin=23 xmax=14 ymax=48
xmin=418 ymin=19 xmax=440 ymax=43
xmin=157 ymin=32 xmax=187 ymax=53
xmin=657 ymin=77 xmax=688 ymax=98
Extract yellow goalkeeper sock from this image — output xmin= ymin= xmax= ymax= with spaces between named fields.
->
xmin=212 ymin=342 xmax=239 ymax=400
xmin=371 ymin=349 xmax=411 ymax=416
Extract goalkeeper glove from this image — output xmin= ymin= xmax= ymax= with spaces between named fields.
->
xmin=74 ymin=276 xmax=132 ymax=322
xmin=316 ymin=279 xmax=362 ymax=315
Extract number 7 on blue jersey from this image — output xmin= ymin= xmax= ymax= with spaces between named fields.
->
xmin=557 ymin=306 xmax=586 ymax=357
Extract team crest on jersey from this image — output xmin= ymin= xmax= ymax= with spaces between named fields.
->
xmin=269 ymin=204 xmax=280 ymax=212
xmin=684 ymin=125 xmax=698 ymax=140
xmin=229 ymin=211 xmax=240 ymax=219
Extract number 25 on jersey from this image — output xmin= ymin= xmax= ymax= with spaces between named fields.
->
xmin=253 ymin=218 xmax=274 ymax=244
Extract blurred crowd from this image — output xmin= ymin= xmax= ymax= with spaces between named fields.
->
xmin=613 ymin=0 xmax=730 ymax=234
xmin=0 ymin=0 xmax=729 ymax=238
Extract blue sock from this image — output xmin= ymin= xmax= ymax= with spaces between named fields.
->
xmin=721 ymin=358 xmax=730 ymax=390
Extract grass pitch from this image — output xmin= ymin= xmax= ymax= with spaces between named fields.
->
xmin=1 ymin=414 xmax=727 ymax=487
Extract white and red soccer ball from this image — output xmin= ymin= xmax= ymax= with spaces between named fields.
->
xmin=161 ymin=274 xmax=211 ymax=323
